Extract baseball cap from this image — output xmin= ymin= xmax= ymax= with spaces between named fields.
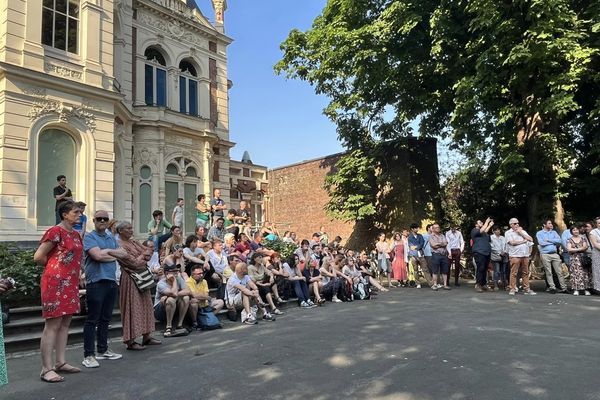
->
xmin=509 ymin=218 xmax=519 ymax=225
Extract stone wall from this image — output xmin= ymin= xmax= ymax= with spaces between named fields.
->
xmin=266 ymin=138 xmax=441 ymax=250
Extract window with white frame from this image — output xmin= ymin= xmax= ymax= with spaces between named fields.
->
xmin=144 ymin=48 xmax=167 ymax=107
xmin=178 ymin=60 xmax=198 ymax=116
xmin=42 ymin=0 xmax=80 ymax=53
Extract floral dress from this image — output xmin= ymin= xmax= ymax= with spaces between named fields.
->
xmin=40 ymin=226 xmax=83 ymax=319
xmin=0 ymin=301 xmax=7 ymax=386
xmin=568 ymin=237 xmax=592 ymax=291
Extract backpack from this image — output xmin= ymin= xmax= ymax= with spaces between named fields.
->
xmin=353 ymin=279 xmax=370 ymax=300
xmin=197 ymin=306 xmax=222 ymax=330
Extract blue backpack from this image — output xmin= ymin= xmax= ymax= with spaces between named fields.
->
xmin=197 ymin=306 xmax=222 ymax=330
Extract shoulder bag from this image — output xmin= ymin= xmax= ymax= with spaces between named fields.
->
xmin=130 ymin=268 xmax=157 ymax=292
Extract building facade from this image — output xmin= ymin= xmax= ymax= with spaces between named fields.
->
xmin=0 ymin=0 xmax=266 ymax=241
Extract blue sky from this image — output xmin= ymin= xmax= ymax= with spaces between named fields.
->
xmin=197 ymin=1 xmax=342 ymax=168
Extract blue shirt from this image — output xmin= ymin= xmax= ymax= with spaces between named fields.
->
xmin=536 ymin=229 xmax=562 ymax=254
xmin=422 ymin=233 xmax=432 ymax=257
xmin=73 ymin=214 xmax=87 ymax=235
xmin=84 ymin=230 xmax=118 ymax=284
xmin=407 ymin=233 xmax=425 ymax=257
xmin=561 ymin=230 xmax=572 ymax=253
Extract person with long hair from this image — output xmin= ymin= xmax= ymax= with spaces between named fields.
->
xmin=195 ymin=194 xmax=211 ymax=228
xmin=34 ymin=201 xmax=84 ymax=383
xmin=566 ymin=225 xmax=592 ymax=296
xmin=375 ymin=233 xmax=392 ymax=289
xmin=391 ymin=232 xmax=408 ymax=287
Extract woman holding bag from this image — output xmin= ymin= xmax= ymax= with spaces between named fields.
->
xmin=116 ymin=222 xmax=161 ymax=350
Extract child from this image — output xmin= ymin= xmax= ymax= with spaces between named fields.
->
xmin=73 ymin=201 xmax=87 ymax=239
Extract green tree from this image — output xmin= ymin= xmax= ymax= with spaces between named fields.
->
xmin=276 ymin=0 xmax=600 ymax=231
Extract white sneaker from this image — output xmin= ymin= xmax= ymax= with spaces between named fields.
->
xmin=300 ymin=301 xmax=311 ymax=308
xmin=416 ymin=284 xmax=421 ymax=289
xmin=82 ymin=356 xmax=100 ymax=368
xmin=95 ymin=349 xmax=122 ymax=360
xmin=584 ymin=290 xmax=591 ymax=296
xmin=573 ymin=291 xmax=580 ymax=296
xmin=307 ymin=300 xmax=316 ymax=306
xmin=524 ymin=290 xmax=537 ymax=295
xmin=332 ymin=296 xmax=342 ymax=303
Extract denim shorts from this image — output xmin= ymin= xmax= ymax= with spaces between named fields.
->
xmin=430 ymin=253 xmax=449 ymax=274
xmin=378 ymin=258 xmax=390 ymax=273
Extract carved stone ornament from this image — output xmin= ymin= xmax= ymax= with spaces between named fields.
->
xmin=137 ymin=12 xmax=206 ymax=48
xmin=28 ymin=100 xmax=97 ymax=133
xmin=133 ymin=147 xmax=159 ymax=168
xmin=44 ymin=62 xmax=83 ymax=80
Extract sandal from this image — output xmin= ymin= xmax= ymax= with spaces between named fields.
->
xmin=40 ymin=369 xmax=64 ymax=383
xmin=142 ymin=338 xmax=162 ymax=346
xmin=54 ymin=363 xmax=81 ymax=374
xmin=163 ymin=327 xmax=173 ymax=337
xmin=126 ymin=343 xmax=146 ymax=351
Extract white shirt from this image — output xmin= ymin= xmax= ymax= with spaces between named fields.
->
xmin=505 ymin=229 xmax=533 ymax=258
xmin=445 ymin=230 xmax=464 ymax=251
xmin=490 ymin=234 xmax=507 ymax=257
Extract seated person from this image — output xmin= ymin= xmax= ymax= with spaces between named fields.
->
xmin=319 ymin=259 xmax=342 ymax=302
xmin=194 ymin=225 xmax=210 ymax=245
xmin=309 ymin=232 xmax=321 ymax=248
xmin=248 ymin=253 xmax=283 ymax=316
xmin=283 ymin=255 xmax=316 ymax=308
xmin=260 ymin=221 xmax=279 ymax=241
xmin=163 ymin=226 xmax=184 ymax=258
xmin=223 ymin=233 xmax=238 ymax=257
xmin=154 ymin=264 xmax=191 ymax=337
xmin=250 ymin=232 xmax=274 ymax=257
xmin=145 ymin=239 xmax=162 ymax=278
xmin=357 ymin=250 xmax=388 ymax=292
xmin=333 ymin=255 xmax=354 ymax=301
xmin=183 ymin=234 xmax=206 ymax=276
xmin=293 ymin=240 xmax=313 ymax=271
xmin=234 ymin=233 xmax=252 ymax=261
xmin=225 ymin=262 xmax=271 ymax=325
xmin=266 ymin=252 xmax=289 ymax=302
xmin=186 ymin=265 xmax=225 ymax=329
xmin=148 ymin=210 xmax=172 ymax=251
xmin=206 ymin=238 xmax=228 ymax=285
xmin=163 ymin=243 xmax=187 ymax=278
xmin=342 ymin=257 xmax=370 ymax=300
xmin=303 ymin=259 xmax=326 ymax=305
xmin=224 ymin=209 xmax=240 ymax=239
xmin=207 ymin=217 xmax=226 ymax=241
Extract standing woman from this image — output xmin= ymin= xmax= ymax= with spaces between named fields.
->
xmin=116 ymin=222 xmax=161 ymax=350
xmin=34 ymin=200 xmax=83 ymax=383
xmin=0 ymin=278 xmax=14 ymax=386
xmin=375 ymin=233 xmax=392 ymax=289
xmin=195 ymin=194 xmax=211 ymax=229
xmin=391 ymin=232 xmax=408 ymax=287
xmin=566 ymin=226 xmax=592 ymax=296
xmin=588 ymin=217 xmax=600 ymax=292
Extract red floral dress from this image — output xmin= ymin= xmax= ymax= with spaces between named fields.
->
xmin=40 ymin=226 xmax=83 ymax=319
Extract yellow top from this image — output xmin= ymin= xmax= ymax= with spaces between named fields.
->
xmin=185 ymin=277 xmax=209 ymax=307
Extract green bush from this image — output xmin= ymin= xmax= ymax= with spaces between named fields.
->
xmin=0 ymin=244 xmax=43 ymax=307
xmin=262 ymin=239 xmax=297 ymax=260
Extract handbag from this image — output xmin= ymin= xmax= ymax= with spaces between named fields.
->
xmin=197 ymin=306 xmax=222 ymax=330
xmin=130 ymin=268 xmax=157 ymax=292
xmin=581 ymin=254 xmax=592 ymax=270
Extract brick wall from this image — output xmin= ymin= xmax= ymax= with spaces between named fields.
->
xmin=266 ymin=138 xmax=440 ymax=249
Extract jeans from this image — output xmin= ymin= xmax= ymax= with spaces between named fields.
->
xmin=492 ymin=258 xmax=509 ymax=284
xmin=447 ymin=249 xmax=462 ymax=284
xmin=290 ymin=280 xmax=309 ymax=302
xmin=473 ymin=252 xmax=491 ymax=286
xmin=84 ymin=280 xmax=118 ymax=357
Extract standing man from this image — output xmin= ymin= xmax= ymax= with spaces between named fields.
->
xmin=82 ymin=211 xmax=127 ymax=368
xmin=536 ymin=219 xmax=567 ymax=294
xmin=505 ymin=218 xmax=536 ymax=296
xmin=429 ymin=223 xmax=451 ymax=290
xmin=171 ymin=198 xmax=184 ymax=231
xmin=445 ymin=225 xmax=465 ymax=287
xmin=53 ymin=175 xmax=73 ymax=224
xmin=422 ymin=224 xmax=433 ymax=273
xmin=407 ymin=223 xmax=432 ymax=289
xmin=210 ymin=189 xmax=227 ymax=223
xmin=471 ymin=218 xmax=493 ymax=292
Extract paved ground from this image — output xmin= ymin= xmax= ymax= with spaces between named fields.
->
xmin=3 ymin=282 xmax=600 ymax=400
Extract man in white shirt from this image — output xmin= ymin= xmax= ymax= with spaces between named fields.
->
xmin=171 ymin=198 xmax=184 ymax=230
xmin=445 ymin=225 xmax=465 ymax=286
xmin=225 ymin=262 xmax=268 ymax=325
xmin=505 ymin=218 xmax=536 ymax=296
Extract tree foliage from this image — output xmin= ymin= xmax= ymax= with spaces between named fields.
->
xmin=276 ymin=0 xmax=600 ymax=230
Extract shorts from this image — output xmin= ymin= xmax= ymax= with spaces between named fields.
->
xmin=226 ymin=292 xmax=243 ymax=309
xmin=258 ymin=285 xmax=274 ymax=303
xmin=430 ymin=253 xmax=449 ymax=275
xmin=378 ymin=258 xmax=390 ymax=273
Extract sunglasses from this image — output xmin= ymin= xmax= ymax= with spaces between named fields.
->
xmin=95 ymin=217 xmax=110 ymax=222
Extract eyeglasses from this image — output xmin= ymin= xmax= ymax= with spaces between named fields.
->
xmin=95 ymin=217 xmax=109 ymax=222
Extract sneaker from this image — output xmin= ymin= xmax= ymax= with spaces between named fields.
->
xmin=307 ymin=300 xmax=316 ymax=306
xmin=273 ymin=308 xmax=284 ymax=315
xmin=475 ymin=285 xmax=483 ymax=293
xmin=300 ymin=301 xmax=311 ymax=308
xmin=573 ymin=291 xmax=580 ymax=296
xmin=82 ymin=356 xmax=100 ymax=368
xmin=332 ymin=296 xmax=342 ymax=303
xmin=524 ymin=289 xmax=537 ymax=295
xmin=262 ymin=313 xmax=276 ymax=322
xmin=95 ymin=349 xmax=122 ymax=360
xmin=244 ymin=316 xmax=257 ymax=325
xmin=584 ymin=290 xmax=591 ymax=296
xmin=431 ymin=285 xmax=439 ymax=291
xmin=509 ymin=290 xmax=516 ymax=296
xmin=547 ymin=288 xmax=557 ymax=294
xmin=416 ymin=284 xmax=421 ymax=289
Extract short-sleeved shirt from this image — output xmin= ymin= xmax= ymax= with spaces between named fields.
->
xmin=206 ymin=249 xmax=228 ymax=274
xmin=73 ymin=214 xmax=87 ymax=235
xmin=422 ymin=234 xmax=432 ymax=257
xmin=173 ymin=205 xmax=184 ymax=227
xmin=210 ymin=197 xmax=225 ymax=218
xmin=53 ymin=185 xmax=72 ymax=209
xmin=505 ymin=229 xmax=532 ymax=258
xmin=185 ymin=277 xmax=209 ymax=307
xmin=226 ymin=274 xmax=252 ymax=299
xmin=248 ymin=264 xmax=267 ymax=282
xmin=303 ymin=267 xmax=320 ymax=283
xmin=154 ymin=276 xmax=188 ymax=307
xmin=342 ymin=265 xmax=361 ymax=278
xmin=428 ymin=233 xmax=448 ymax=256
xmin=471 ymin=228 xmax=491 ymax=256
xmin=207 ymin=226 xmax=225 ymax=241
xmin=147 ymin=219 xmax=172 ymax=236
xmin=283 ymin=263 xmax=300 ymax=278
xmin=83 ymin=230 xmax=118 ymax=284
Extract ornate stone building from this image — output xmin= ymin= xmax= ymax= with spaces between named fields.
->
xmin=0 ymin=0 xmax=266 ymax=241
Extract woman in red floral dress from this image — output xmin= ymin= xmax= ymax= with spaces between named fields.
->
xmin=34 ymin=200 xmax=83 ymax=383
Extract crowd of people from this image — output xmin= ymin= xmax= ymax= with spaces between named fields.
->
xmin=23 ymin=178 xmax=600 ymax=384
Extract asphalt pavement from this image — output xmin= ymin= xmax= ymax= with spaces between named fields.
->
xmin=3 ymin=282 xmax=600 ymax=400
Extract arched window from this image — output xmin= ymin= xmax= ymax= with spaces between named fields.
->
xmin=186 ymin=166 xmax=197 ymax=177
xmin=144 ymin=47 xmax=167 ymax=107
xmin=166 ymin=163 xmax=179 ymax=175
xmin=37 ymin=129 xmax=77 ymax=226
xmin=179 ymin=59 xmax=198 ymax=116
xmin=139 ymin=165 xmax=152 ymax=229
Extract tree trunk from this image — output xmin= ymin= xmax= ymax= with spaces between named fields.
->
xmin=553 ymin=197 xmax=567 ymax=234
